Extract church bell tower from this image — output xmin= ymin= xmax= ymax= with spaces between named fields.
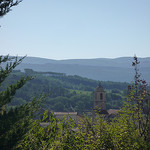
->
xmin=94 ymin=83 xmax=106 ymax=110
xmin=92 ymin=83 xmax=107 ymax=122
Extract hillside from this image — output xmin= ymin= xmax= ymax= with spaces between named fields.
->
xmin=2 ymin=70 xmax=128 ymax=113
xmin=15 ymin=56 xmax=150 ymax=82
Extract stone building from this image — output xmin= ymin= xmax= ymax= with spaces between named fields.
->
xmin=54 ymin=112 xmax=78 ymax=123
xmin=93 ymin=84 xmax=108 ymax=116
xmin=40 ymin=112 xmax=79 ymax=127
xmin=93 ymin=84 xmax=119 ymax=122
xmin=94 ymin=84 xmax=106 ymax=110
xmin=40 ymin=84 xmax=119 ymax=127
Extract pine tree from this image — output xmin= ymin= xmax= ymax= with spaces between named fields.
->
xmin=0 ymin=0 xmax=22 ymax=17
xmin=0 ymin=55 xmax=43 ymax=150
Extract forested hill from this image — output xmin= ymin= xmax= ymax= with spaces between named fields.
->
xmin=15 ymin=56 xmax=150 ymax=82
xmin=2 ymin=69 xmax=129 ymax=113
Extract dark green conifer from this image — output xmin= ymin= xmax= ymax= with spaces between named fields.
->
xmin=0 ymin=55 xmax=42 ymax=150
xmin=0 ymin=0 xmax=22 ymax=17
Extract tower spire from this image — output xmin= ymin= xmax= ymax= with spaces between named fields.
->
xmin=98 ymin=82 xmax=102 ymax=87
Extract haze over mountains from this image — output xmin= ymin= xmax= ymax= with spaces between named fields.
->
xmin=15 ymin=56 xmax=150 ymax=83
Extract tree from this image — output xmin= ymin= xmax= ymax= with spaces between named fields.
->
xmin=0 ymin=0 xmax=22 ymax=17
xmin=0 ymin=55 xmax=43 ymax=150
xmin=128 ymin=56 xmax=150 ymax=144
xmin=109 ymin=56 xmax=150 ymax=149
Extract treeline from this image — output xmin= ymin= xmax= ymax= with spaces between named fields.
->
xmin=1 ymin=69 xmax=129 ymax=113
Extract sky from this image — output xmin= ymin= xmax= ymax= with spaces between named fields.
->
xmin=0 ymin=0 xmax=150 ymax=60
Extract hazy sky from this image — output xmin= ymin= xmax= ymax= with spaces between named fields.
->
xmin=0 ymin=0 xmax=150 ymax=60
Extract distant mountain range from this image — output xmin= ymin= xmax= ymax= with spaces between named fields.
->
xmin=15 ymin=56 xmax=150 ymax=82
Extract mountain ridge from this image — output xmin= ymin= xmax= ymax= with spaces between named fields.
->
xmin=14 ymin=56 xmax=150 ymax=83
xmin=20 ymin=56 xmax=150 ymax=67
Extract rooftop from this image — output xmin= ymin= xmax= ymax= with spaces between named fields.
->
xmin=54 ymin=112 xmax=78 ymax=115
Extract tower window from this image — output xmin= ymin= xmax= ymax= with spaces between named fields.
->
xmin=100 ymin=93 xmax=103 ymax=100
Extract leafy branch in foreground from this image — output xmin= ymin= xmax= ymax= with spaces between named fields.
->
xmin=0 ymin=0 xmax=22 ymax=17
xmin=110 ymin=56 xmax=150 ymax=149
xmin=127 ymin=56 xmax=150 ymax=142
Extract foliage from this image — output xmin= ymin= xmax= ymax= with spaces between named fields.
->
xmin=125 ymin=56 xmax=150 ymax=145
xmin=0 ymin=0 xmax=22 ymax=17
xmin=17 ymin=110 xmax=75 ymax=150
xmin=1 ymin=69 xmax=127 ymax=113
xmin=0 ymin=55 xmax=44 ymax=150
xmin=108 ymin=56 xmax=150 ymax=149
